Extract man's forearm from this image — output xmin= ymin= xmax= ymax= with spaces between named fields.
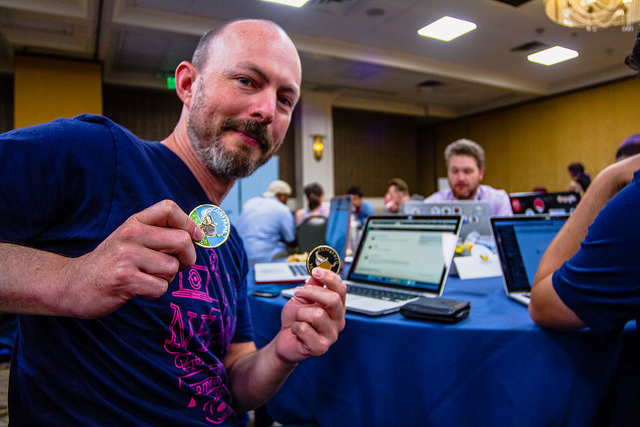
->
xmin=225 ymin=336 xmax=297 ymax=413
xmin=529 ymin=159 xmax=639 ymax=329
xmin=0 ymin=242 xmax=72 ymax=316
xmin=534 ymin=162 xmax=630 ymax=283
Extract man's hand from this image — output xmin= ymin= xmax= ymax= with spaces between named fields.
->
xmin=222 ymin=267 xmax=346 ymax=412
xmin=58 ymin=200 xmax=204 ymax=318
xmin=277 ymin=267 xmax=347 ymax=363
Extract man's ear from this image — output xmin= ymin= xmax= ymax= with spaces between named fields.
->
xmin=175 ymin=61 xmax=197 ymax=107
xmin=478 ymin=168 xmax=485 ymax=181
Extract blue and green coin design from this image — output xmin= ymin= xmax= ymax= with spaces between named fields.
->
xmin=189 ymin=204 xmax=230 ymax=248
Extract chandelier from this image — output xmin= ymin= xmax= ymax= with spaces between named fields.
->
xmin=545 ymin=0 xmax=640 ymax=31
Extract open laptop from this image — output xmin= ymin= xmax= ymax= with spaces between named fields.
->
xmin=491 ymin=214 xmax=569 ymax=306
xmin=283 ymin=214 xmax=462 ymax=316
xmin=402 ymin=200 xmax=492 ymax=238
xmin=509 ymin=191 xmax=580 ymax=216
xmin=254 ymin=195 xmax=353 ymax=284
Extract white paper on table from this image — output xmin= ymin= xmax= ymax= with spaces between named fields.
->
xmin=454 ymin=250 xmax=502 ymax=280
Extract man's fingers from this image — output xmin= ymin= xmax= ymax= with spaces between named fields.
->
xmin=303 ymin=268 xmax=347 ymax=305
xmin=133 ymin=200 xmax=204 ymax=242
xmin=131 ymin=225 xmax=198 ymax=270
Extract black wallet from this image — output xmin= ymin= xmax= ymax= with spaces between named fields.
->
xmin=400 ymin=297 xmax=470 ymax=323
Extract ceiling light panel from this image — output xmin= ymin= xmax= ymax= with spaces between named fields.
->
xmin=261 ymin=0 xmax=310 ymax=7
xmin=418 ymin=16 xmax=477 ymax=42
xmin=527 ymin=46 xmax=578 ymax=66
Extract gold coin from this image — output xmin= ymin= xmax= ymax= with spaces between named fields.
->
xmin=306 ymin=245 xmax=341 ymax=275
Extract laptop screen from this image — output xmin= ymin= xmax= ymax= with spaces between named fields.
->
xmin=347 ymin=215 xmax=460 ymax=293
xmin=491 ymin=215 xmax=568 ymax=292
xmin=325 ymin=195 xmax=353 ymax=269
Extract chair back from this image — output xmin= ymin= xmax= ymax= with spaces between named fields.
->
xmin=297 ymin=215 xmax=328 ymax=253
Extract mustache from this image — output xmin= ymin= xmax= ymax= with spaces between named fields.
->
xmin=218 ymin=118 xmax=273 ymax=152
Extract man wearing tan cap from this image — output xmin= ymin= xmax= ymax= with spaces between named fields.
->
xmin=236 ymin=179 xmax=296 ymax=266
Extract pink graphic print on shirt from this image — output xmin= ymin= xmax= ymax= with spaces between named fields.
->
xmin=164 ymin=249 xmax=238 ymax=424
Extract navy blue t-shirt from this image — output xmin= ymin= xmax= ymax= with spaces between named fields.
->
xmin=554 ymin=169 xmax=640 ymax=337
xmin=0 ymin=115 xmax=254 ymax=425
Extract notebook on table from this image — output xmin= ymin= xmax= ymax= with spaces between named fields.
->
xmin=509 ymin=191 xmax=580 ymax=216
xmin=491 ymin=214 xmax=569 ymax=306
xmin=402 ymin=200 xmax=492 ymax=238
xmin=282 ymin=214 xmax=462 ymax=316
xmin=253 ymin=195 xmax=353 ymax=284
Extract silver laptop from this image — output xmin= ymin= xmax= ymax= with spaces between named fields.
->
xmin=491 ymin=214 xmax=569 ymax=306
xmin=402 ymin=200 xmax=492 ymax=238
xmin=254 ymin=195 xmax=353 ymax=284
xmin=283 ymin=214 xmax=462 ymax=316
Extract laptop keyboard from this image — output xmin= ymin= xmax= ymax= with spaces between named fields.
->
xmin=347 ymin=284 xmax=417 ymax=302
xmin=288 ymin=264 xmax=309 ymax=276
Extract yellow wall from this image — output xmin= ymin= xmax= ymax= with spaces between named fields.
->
xmin=431 ymin=77 xmax=640 ymax=194
xmin=14 ymin=55 xmax=102 ymax=129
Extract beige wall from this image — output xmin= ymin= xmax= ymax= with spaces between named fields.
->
xmin=14 ymin=55 xmax=102 ymax=129
xmin=431 ymin=77 xmax=640 ymax=194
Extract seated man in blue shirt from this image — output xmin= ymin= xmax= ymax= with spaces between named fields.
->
xmin=529 ymin=34 xmax=640 ymax=336
xmin=530 ymin=153 xmax=640 ymax=335
xmin=425 ymin=138 xmax=513 ymax=217
xmin=346 ymin=186 xmax=375 ymax=228
xmin=237 ymin=180 xmax=296 ymax=266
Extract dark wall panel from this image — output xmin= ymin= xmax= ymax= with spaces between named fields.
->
xmin=102 ymin=84 xmax=182 ymax=142
xmin=0 ymin=75 xmax=14 ymax=133
xmin=276 ymin=104 xmax=297 ymax=195
xmin=332 ymin=107 xmax=424 ymax=198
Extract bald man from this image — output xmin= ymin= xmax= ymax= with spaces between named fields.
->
xmin=0 ymin=19 xmax=345 ymax=424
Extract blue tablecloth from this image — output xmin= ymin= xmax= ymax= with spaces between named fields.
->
xmin=248 ymin=273 xmax=640 ymax=426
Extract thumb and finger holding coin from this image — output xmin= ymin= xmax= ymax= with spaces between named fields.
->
xmin=190 ymin=204 xmax=341 ymax=273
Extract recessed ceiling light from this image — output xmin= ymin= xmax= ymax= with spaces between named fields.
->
xmin=261 ymin=0 xmax=309 ymax=7
xmin=418 ymin=16 xmax=477 ymax=41
xmin=527 ymin=46 xmax=578 ymax=65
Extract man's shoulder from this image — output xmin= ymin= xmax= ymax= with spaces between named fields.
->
xmin=478 ymin=184 xmax=509 ymax=198
xmin=425 ymin=190 xmax=451 ymax=202
xmin=243 ymin=196 xmax=263 ymax=207
xmin=11 ymin=114 xmax=143 ymax=154
xmin=361 ymin=201 xmax=375 ymax=211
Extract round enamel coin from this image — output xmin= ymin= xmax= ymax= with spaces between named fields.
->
xmin=306 ymin=245 xmax=341 ymax=275
xmin=189 ymin=204 xmax=230 ymax=248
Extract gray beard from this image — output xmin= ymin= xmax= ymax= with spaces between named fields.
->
xmin=190 ymin=132 xmax=262 ymax=182
xmin=186 ymin=84 xmax=274 ymax=182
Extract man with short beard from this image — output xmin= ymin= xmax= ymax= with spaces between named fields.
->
xmin=0 ymin=19 xmax=346 ymax=425
xmin=425 ymin=138 xmax=512 ymax=217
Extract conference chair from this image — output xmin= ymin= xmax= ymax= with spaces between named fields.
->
xmin=296 ymin=215 xmax=328 ymax=253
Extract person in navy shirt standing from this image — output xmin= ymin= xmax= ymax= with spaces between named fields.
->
xmin=0 ymin=19 xmax=346 ymax=425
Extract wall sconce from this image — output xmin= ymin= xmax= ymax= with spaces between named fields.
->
xmin=312 ymin=134 xmax=324 ymax=161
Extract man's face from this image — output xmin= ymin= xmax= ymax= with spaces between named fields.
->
xmin=387 ymin=185 xmax=404 ymax=204
xmin=447 ymin=154 xmax=484 ymax=200
xmin=276 ymin=194 xmax=289 ymax=205
xmin=187 ymin=22 xmax=301 ymax=181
